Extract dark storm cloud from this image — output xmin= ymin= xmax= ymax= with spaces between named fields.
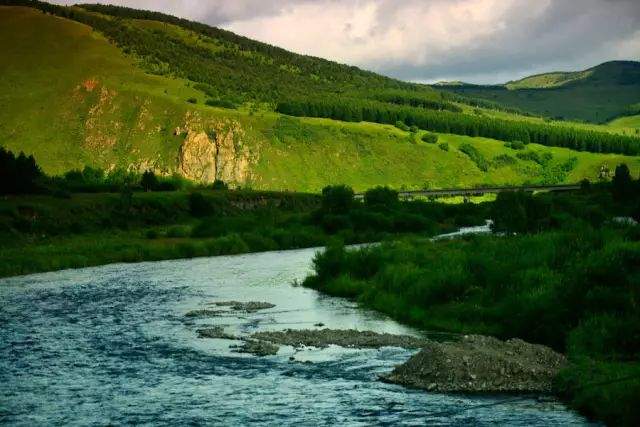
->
xmin=49 ymin=0 xmax=640 ymax=83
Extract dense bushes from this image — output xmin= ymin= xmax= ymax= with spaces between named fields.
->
xmin=276 ymin=98 xmax=640 ymax=155
xmin=373 ymin=91 xmax=462 ymax=113
xmin=304 ymin=225 xmax=639 ymax=353
xmin=364 ymin=186 xmax=398 ymax=208
xmin=459 ymin=144 xmax=490 ymax=171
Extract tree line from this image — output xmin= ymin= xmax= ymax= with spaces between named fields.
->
xmin=276 ymin=98 xmax=640 ymax=155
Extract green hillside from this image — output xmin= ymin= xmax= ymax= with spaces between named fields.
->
xmin=1 ymin=2 xmax=639 ymax=192
xmin=439 ymin=61 xmax=640 ymax=123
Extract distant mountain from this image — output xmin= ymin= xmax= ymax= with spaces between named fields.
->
xmin=438 ymin=61 xmax=640 ymax=123
xmin=505 ymin=61 xmax=640 ymax=89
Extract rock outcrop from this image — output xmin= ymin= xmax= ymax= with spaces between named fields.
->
xmin=381 ymin=335 xmax=566 ymax=393
xmin=178 ymin=118 xmax=252 ymax=185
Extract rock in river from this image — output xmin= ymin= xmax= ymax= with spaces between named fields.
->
xmin=381 ymin=335 xmax=566 ymax=393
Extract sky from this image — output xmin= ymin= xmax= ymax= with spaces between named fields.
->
xmin=50 ymin=0 xmax=640 ymax=84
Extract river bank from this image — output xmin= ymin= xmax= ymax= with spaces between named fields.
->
xmin=0 ymin=188 xmax=489 ymax=278
xmin=302 ymin=226 xmax=640 ymax=426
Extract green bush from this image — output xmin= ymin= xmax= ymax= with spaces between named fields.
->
xmin=438 ymin=142 xmax=449 ymax=151
xmin=364 ymin=186 xmax=398 ymax=208
xmin=421 ymin=133 xmax=438 ymax=144
xmin=167 ymin=225 xmax=191 ymax=238
xmin=186 ymin=97 xmax=198 ymax=104
xmin=409 ymin=125 xmax=419 ymax=133
xmin=205 ymin=98 xmax=237 ymax=109
xmin=140 ymin=170 xmax=158 ymax=191
xmin=459 ymin=143 xmax=490 ymax=172
xmin=394 ymin=120 xmax=410 ymax=132
xmin=492 ymin=154 xmax=517 ymax=167
xmin=188 ymin=192 xmax=214 ymax=217
xmin=212 ymin=179 xmax=228 ymax=190
xmin=321 ymin=185 xmax=354 ymax=214
xmin=505 ymin=140 xmax=526 ymax=150
xmin=516 ymin=150 xmax=553 ymax=166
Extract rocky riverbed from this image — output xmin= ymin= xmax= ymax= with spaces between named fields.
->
xmin=192 ymin=312 xmax=567 ymax=394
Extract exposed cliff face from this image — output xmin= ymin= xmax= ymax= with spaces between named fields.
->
xmin=177 ymin=117 xmax=252 ymax=185
xmin=178 ymin=130 xmax=217 ymax=182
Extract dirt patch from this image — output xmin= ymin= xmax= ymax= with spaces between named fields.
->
xmin=381 ymin=335 xmax=566 ymax=393
xmin=251 ymin=328 xmax=428 ymax=349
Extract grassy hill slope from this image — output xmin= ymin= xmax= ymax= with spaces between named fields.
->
xmin=439 ymin=61 xmax=640 ymax=123
xmin=1 ymin=4 xmax=639 ymax=192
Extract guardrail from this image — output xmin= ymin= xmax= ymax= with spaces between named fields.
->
xmin=354 ymin=184 xmax=581 ymax=200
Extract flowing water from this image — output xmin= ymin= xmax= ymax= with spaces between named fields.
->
xmin=1 ymin=246 xmax=595 ymax=426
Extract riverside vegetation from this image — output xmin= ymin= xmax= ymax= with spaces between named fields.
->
xmin=0 ymin=147 xmax=489 ymax=278
xmin=303 ymin=167 xmax=640 ymax=426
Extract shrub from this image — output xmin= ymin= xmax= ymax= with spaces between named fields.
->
xmin=491 ymin=191 xmax=552 ymax=233
xmin=320 ymin=214 xmax=352 ymax=234
xmin=612 ymin=163 xmax=634 ymax=201
xmin=145 ymin=229 xmax=159 ymax=239
xmin=205 ymin=98 xmax=237 ymax=109
xmin=421 ymin=133 xmax=438 ymax=144
xmin=505 ymin=140 xmax=526 ymax=150
xmin=438 ymin=142 xmax=449 ymax=151
xmin=187 ymin=97 xmax=198 ymax=104
xmin=140 ymin=170 xmax=158 ymax=191
xmin=212 ymin=179 xmax=228 ymax=190
xmin=409 ymin=125 xmax=419 ymax=133
xmin=188 ymin=192 xmax=214 ymax=217
xmin=394 ymin=120 xmax=410 ymax=132
xmin=364 ymin=186 xmax=398 ymax=208
xmin=516 ymin=150 xmax=553 ymax=166
xmin=493 ymin=154 xmax=517 ymax=167
xmin=207 ymin=233 xmax=249 ymax=255
xmin=459 ymin=143 xmax=490 ymax=172
xmin=167 ymin=225 xmax=191 ymax=238
xmin=321 ymin=185 xmax=354 ymax=214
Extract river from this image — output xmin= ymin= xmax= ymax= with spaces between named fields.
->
xmin=0 ymin=245 xmax=596 ymax=426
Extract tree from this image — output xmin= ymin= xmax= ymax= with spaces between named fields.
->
xmin=0 ymin=147 xmax=42 ymax=194
xmin=321 ymin=185 xmax=354 ymax=214
xmin=141 ymin=170 xmax=158 ymax=191
xmin=612 ymin=164 xmax=633 ymax=201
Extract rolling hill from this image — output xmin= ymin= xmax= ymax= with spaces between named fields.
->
xmin=439 ymin=61 xmax=640 ymax=123
xmin=1 ymin=1 xmax=639 ymax=192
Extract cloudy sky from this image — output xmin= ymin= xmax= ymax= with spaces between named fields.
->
xmin=51 ymin=0 xmax=640 ymax=84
